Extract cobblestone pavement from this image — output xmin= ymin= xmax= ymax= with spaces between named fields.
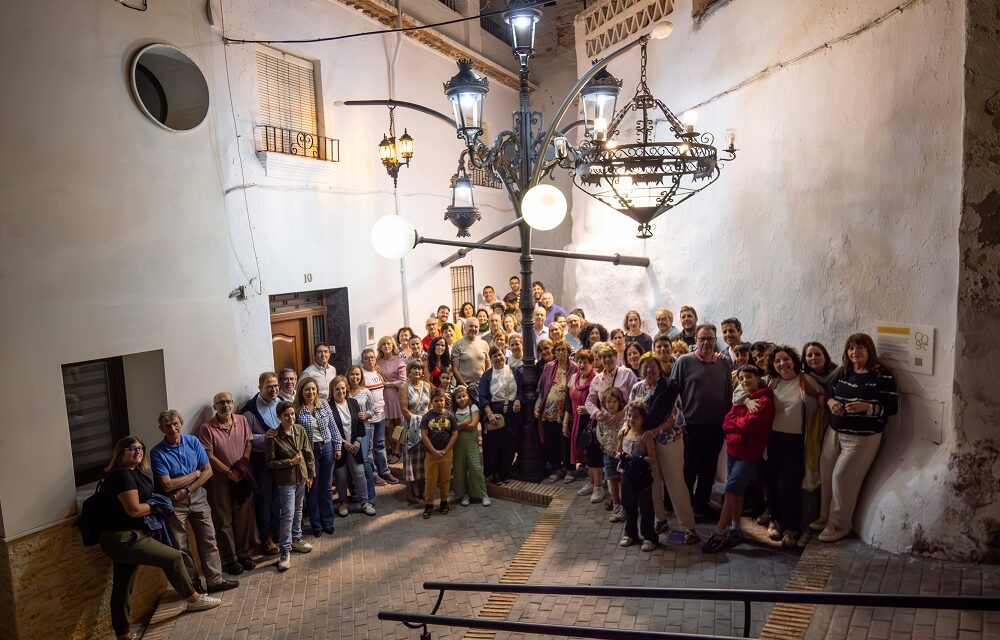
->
xmin=158 ymin=485 xmax=544 ymax=640
xmin=804 ymin=539 xmax=1000 ymax=640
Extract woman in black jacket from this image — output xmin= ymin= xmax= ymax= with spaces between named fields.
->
xmin=811 ymin=333 xmax=898 ymax=542
xmin=329 ymin=376 xmax=375 ymax=517
xmin=478 ymin=346 xmax=526 ymax=483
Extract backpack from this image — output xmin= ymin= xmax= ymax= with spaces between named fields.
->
xmin=76 ymin=479 xmax=104 ymax=547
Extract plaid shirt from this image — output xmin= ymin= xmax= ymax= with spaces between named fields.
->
xmin=296 ymin=400 xmax=338 ymax=447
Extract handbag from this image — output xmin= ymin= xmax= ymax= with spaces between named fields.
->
xmin=391 ymin=424 xmax=405 ymax=443
xmin=405 ymin=415 xmax=423 ymax=449
xmin=485 ymin=414 xmax=505 ymax=432
xmin=575 ymin=422 xmax=595 ymax=449
xmin=76 ymin=479 xmax=105 ymax=547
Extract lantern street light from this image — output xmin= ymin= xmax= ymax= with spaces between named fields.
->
xmin=346 ymin=3 xmax=735 ymax=480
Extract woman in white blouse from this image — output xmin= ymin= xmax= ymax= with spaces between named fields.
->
xmin=477 ymin=346 xmax=525 ymax=484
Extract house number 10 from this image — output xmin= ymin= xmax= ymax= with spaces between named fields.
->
xmin=304 ymin=273 xmax=313 ymax=283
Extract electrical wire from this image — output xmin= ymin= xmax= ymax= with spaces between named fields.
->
xmin=219 ymin=0 xmax=265 ymax=296
xmin=683 ymin=0 xmax=923 ymax=112
xmin=221 ymin=0 xmax=555 ymax=45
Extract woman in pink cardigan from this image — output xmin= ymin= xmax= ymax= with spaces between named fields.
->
xmin=535 ymin=340 xmax=577 ymax=483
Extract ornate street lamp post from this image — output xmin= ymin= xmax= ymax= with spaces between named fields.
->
xmin=350 ymin=6 xmax=735 ymax=480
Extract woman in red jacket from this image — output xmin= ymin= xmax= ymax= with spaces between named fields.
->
xmin=704 ymin=365 xmax=775 ymax=553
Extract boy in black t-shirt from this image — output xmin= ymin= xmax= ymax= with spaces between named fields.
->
xmin=420 ymin=389 xmax=459 ymax=518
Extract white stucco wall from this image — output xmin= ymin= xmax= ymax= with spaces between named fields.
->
xmin=564 ymin=0 xmax=964 ymax=553
xmin=0 ymin=0 xmax=520 ymax=538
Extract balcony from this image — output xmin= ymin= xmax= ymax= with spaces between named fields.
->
xmin=257 ymin=125 xmax=340 ymax=162
xmin=480 ymin=16 xmax=514 ymax=46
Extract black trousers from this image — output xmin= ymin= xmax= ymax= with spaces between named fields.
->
xmin=541 ymin=420 xmax=563 ymax=473
xmin=621 ymin=473 xmax=656 ymax=542
xmin=484 ymin=402 xmax=519 ymax=479
xmin=683 ymin=422 xmax=724 ymax=510
xmin=762 ymin=432 xmax=805 ymax=531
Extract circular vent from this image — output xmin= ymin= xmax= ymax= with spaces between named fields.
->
xmin=129 ymin=44 xmax=209 ymax=132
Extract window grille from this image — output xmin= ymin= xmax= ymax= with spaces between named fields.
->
xmin=469 ymin=164 xmax=502 ymax=189
xmin=269 ymin=291 xmax=325 ymax=314
xmin=62 ymin=358 xmax=129 ymax=486
xmin=256 ymin=45 xmax=319 ymax=147
xmin=450 ymin=266 xmax=475 ymax=321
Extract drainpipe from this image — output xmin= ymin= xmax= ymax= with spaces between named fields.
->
xmin=388 ymin=0 xmax=411 ymax=326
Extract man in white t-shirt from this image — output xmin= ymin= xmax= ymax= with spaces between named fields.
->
xmin=301 ymin=343 xmax=336 ymax=400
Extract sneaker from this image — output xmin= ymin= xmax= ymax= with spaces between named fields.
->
xmin=382 ymin=473 xmax=400 ymax=484
xmin=438 ymin=501 xmax=450 ymax=514
xmin=422 ymin=505 xmax=434 ymax=519
xmin=619 ymin=535 xmax=636 ymax=548
xmin=576 ymin=481 xmax=593 ymax=496
xmin=590 ymin=487 xmax=606 ymax=503
xmin=720 ymin=529 xmax=744 ymax=550
xmin=223 ymin=562 xmax=244 ymax=576
xmin=337 ymin=505 xmax=349 ymax=517
xmin=683 ymin=529 xmax=701 ymax=545
xmin=362 ymin=502 xmax=377 ymax=516
xmin=373 ymin=475 xmax=387 ymax=486
xmin=207 ymin=579 xmax=240 ymax=593
xmin=654 ymin=519 xmax=670 ymax=534
xmin=809 ymin=518 xmax=828 ymax=532
xmin=609 ymin=505 xmax=625 ymax=523
xmin=237 ymin=556 xmax=256 ymax=571
xmin=797 ymin=530 xmax=812 ymax=548
xmin=640 ymin=540 xmax=657 ymax=552
xmin=185 ymin=594 xmax=222 ymax=612
xmin=818 ymin=524 xmax=850 ymax=542
xmin=563 ymin=472 xmax=576 ymax=484
xmin=263 ymin=538 xmax=280 ymax=556
xmin=703 ymin=532 xmax=727 ymax=553
xmin=481 ymin=496 xmax=492 ymax=507
xmin=781 ymin=530 xmax=799 ymax=548
xmin=460 ymin=495 xmax=471 ymax=506
xmin=767 ymin=522 xmax=783 ymax=541
xmin=291 ymin=538 xmax=313 ymax=554
xmin=756 ymin=510 xmax=771 ymax=526
xmin=276 ymin=551 xmax=290 ymax=572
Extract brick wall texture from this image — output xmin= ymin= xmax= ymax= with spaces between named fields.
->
xmin=0 ymin=520 xmax=166 ymax=640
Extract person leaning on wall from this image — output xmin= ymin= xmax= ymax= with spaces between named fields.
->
xmin=98 ymin=435 xmax=221 ymax=640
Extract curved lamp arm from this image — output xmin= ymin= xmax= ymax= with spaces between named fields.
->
xmin=528 ymin=34 xmax=651 ymax=188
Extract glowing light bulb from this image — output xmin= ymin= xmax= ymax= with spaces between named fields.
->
xmin=593 ymin=116 xmax=608 ymax=138
xmin=682 ymin=110 xmax=698 ymax=133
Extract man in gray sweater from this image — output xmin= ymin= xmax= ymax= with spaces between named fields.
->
xmin=670 ymin=323 xmax=732 ymax=516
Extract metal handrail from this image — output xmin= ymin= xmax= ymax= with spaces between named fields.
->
xmin=378 ymin=581 xmax=1000 ymax=640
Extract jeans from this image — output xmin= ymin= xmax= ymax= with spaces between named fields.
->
xmin=361 ymin=426 xmax=376 ymax=502
xmin=276 ymin=482 xmax=307 ymax=551
xmin=370 ymin=419 xmax=391 ymax=475
xmin=334 ymin=452 xmax=369 ymax=506
xmin=250 ymin=451 xmax=279 ymax=542
xmin=621 ymin=473 xmax=656 ymax=543
xmin=307 ymin=440 xmax=336 ymax=531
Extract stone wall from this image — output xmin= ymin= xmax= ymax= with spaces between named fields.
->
xmin=0 ymin=520 xmax=165 ymax=640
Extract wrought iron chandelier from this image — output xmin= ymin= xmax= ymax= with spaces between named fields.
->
xmin=572 ymin=43 xmax=737 ymax=238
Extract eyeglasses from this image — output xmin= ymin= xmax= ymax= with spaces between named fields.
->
xmin=127 ymin=445 xmax=144 ymax=453
xmin=264 ymin=384 xmax=280 ymax=390
xmin=696 ymin=337 xmax=716 ymax=342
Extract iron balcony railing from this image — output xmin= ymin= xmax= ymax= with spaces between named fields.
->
xmin=435 ymin=0 xmax=459 ymax=11
xmin=257 ymin=125 xmax=339 ymax=162
xmin=378 ymin=581 xmax=1000 ymax=640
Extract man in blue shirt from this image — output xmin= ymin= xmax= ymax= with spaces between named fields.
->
xmin=151 ymin=410 xmax=240 ymax=594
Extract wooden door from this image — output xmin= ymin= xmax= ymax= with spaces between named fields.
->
xmin=272 ymin=317 xmax=309 ymax=374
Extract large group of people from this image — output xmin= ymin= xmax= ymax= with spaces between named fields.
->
xmin=94 ymin=273 xmax=898 ymax=639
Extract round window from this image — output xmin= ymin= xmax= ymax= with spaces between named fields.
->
xmin=129 ymin=44 xmax=209 ymax=132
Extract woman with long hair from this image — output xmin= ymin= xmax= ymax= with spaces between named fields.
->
xmin=624 ymin=342 xmax=644 ymax=377
xmin=584 ymin=345 xmax=638 ymax=503
xmin=347 ymin=365 xmax=379 ymax=506
xmin=99 ymin=436 xmax=220 ymax=639
xmin=802 ymin=341 xmax=839 ymax=390
xmin=329 ymin=377 xmax=374 ymax=517
xmin=761 ymin=346 xmax=824 ymax=547
xmin=609 ymin=328 xmax=627 ymax=367
xmin=376 ymin=336 xmax=407 ymax=463
xmin=459 ymin=302 xmax=476 ymax=319
xmin=360 ymin=347 xmax=397 ymax=485
xmin=293 ymin=377 xmax=337 ymax=537
xmin=623 ymin=310 xmax=653 ymax=353
xmin=812 ymin=333 xmax=897 ymax=542
xmin=426 ymin=336 xmax=452 ymax=387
